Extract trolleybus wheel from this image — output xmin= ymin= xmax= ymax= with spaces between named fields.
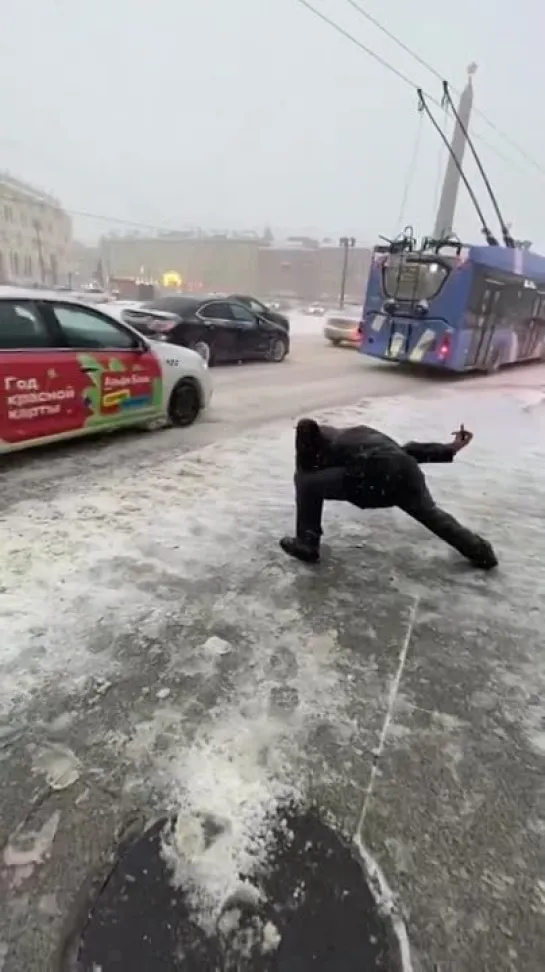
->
xmin=486 ymin=350 xmax=502 ymax=374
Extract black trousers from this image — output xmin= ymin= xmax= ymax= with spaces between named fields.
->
xmin=294 ymin=466 xmax=484 ymax=561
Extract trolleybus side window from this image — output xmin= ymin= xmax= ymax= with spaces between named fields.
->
xmin=467 ymin=267 xmax=488 ymax=325
xmin=465 ymin=278 xmax=504 ymax=368
xmin=470 ymin=272 xmax=503 ymax=321
xmin=535 ymin=295 xmax=545 ymax=322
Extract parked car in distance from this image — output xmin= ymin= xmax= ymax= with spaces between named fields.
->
xmin=0 ymin=288 xmax=212 ymax=455
xmin=303 ymin=303 xmax=326 ymax=317
xmin=139 ymin=295 xmax=290 ymax=366
xmin=228 ymin=294 xmax=290 ymax=333
xmin=324 ymin=310 xmax=362 ymax=348
xmin=268 ymin=298 xmax=293 ymax=313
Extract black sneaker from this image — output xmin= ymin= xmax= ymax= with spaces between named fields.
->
xmin=279 ymin=536 xmax=320 ymax=564
xmin=469 ymin=537 xmax=498 ymax=570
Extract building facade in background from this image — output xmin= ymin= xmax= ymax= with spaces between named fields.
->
xmin=100 ymin=234 xmax=261 ymax=296
xmin=256 ymin=241 xmax=371 ymax=302
xmin=70 ymin=239 xmax=100 ymax=284
xmin=99 ymin=232 xmax=372 ymax=302
xmin=0 ymin=173 xmax=72 ymax=286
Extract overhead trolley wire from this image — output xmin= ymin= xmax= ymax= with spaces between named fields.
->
xmin=294 ymin=0 xmax=536 ymax=175
xmin=342 ymin=0 xmax=545 ymax=178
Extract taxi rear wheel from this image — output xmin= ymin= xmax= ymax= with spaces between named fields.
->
xmin=168 ymin=379 xmax=201 ymax=427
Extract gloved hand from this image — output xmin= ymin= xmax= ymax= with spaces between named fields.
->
xmin=451 ymin=424 xmax=473 ymax=452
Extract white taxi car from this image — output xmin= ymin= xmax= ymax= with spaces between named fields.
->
xmin=0 ymin=287 xmax=212 ymax=455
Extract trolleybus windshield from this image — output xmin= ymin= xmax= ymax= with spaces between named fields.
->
xmin=382 ymin=256 xmax=450 ymax=302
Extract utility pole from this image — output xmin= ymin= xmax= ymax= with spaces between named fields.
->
xmin=433 ymin=63 xmax=477 ymax=239
xmin=339 ymin=236 xmax=356 ymax=310
xmin=33 ymin=219 xmax=46 ymax=285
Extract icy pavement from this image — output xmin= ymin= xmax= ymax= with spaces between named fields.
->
xmin=0 ymin=388 xmax=544 ymax=971
xmin=288 ymin=310 xmax=330 ymax=336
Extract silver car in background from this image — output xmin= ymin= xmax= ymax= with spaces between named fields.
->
xmin=324 ymin=306 xmax=362 ymax=348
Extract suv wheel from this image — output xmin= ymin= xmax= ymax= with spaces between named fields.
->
xmin=269 ymin=337 xmax=288 ymax=362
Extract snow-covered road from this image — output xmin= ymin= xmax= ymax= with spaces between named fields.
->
xmin=1 ymin=381 xmax=545 ymax=970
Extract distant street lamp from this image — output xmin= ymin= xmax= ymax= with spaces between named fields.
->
xmin=339 ymin=237 xmax=356 ymax=310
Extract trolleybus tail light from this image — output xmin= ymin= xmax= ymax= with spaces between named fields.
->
xmin=438 ymin=335 xmax=451 ymax=360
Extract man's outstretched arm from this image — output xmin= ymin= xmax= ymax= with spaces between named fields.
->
xmin=402 ymin=441 xmax=456 ymax=463
xmin=402 ymin=426 xmax=473 ymax=464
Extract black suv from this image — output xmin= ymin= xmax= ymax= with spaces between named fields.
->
xmin=137 ymin=295 xmax=290 ymax=366
xmin=228 ymin=294 xmax=290 ymax=333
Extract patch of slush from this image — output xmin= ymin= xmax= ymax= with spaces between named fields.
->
xmin=3 ymin=811 xmax=60 ymax=888
xmin=30 ymin=741 xmax=81 ymax=791
xmin=152 ymin=626 xmax=343 ymax=932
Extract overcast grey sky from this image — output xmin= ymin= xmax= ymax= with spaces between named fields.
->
xmin=1 ymin=0 xmax=542 ymax=246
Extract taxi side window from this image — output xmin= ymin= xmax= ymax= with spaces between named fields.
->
xmin=0 ymin=302 xmax=52 ymax=350
xmin=51 ymin=304 xmax=136 ymax=350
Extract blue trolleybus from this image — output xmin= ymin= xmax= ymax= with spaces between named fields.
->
xmin=359 ymin=236 xmax=545 ymax=373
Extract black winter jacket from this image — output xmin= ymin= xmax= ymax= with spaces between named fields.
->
xmin=296 ymin=421 xmax=455 ymax=509
xmin=317 ymin=424 xmax=455 ymax=466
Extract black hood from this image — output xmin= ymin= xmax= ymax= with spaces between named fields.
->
xmin=265 ymin=308 xmax=290 ymax=331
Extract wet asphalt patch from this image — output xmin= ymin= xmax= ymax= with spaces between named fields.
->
xmin=68 ymin=806 xmax=404 ymax=971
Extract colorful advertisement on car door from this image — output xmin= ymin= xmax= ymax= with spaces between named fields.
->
xmin=0 ymin=350 xmax=163 ymax=447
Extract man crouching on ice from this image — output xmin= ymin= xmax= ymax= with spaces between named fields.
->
xmin=279 ymin=418 xmax=498 ymax=570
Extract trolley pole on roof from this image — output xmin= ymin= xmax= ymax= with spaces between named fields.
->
xmin=339 ymin=236 xmax=356 ymax=310
xmin=433 ymin=63 xmax=477 ymax=239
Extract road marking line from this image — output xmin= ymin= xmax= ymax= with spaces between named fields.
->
xmin=356 ymin=595 xmax=420 ymax=833
xmin=352 ymin=595 xmax=420 ymax=972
